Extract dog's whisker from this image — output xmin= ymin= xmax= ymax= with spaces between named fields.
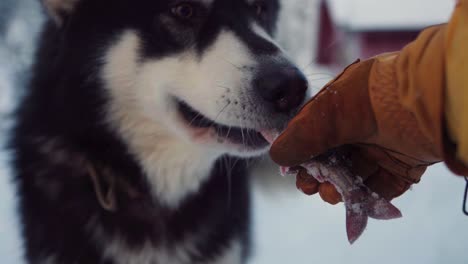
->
xmin=306 ymin=72 xmax=335 ymax=77
xmin=213 ymin=102 xmax=231 ymax=125
xmin=216 ymin=84 xmax=235 ymax=92
xmin=306 ymin=76 xmax=334 ymax=81
xmin=218 ymin=56 xmax=243 ymax=71
xmin=300 ymin=38 xmax=341 ymax=72
xmin=188 ymin=112 xmax=203 ymax=127
xmin=299 ymin=59 xmax=317 ymax=72
xmin=239 ymin=119 xmax=246 ymax=147
xmin=216 ymin=126 xmax=222 ymax=141
xmin=247 ymin=129 xmax=255 ymax=147
xmin=224 ymin=126 xmax=233 ymax=142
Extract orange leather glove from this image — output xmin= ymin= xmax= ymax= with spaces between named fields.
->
xmin=270 ymin=25 xmax=468 ymax=204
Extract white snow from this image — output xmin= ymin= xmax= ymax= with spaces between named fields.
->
xmin=327 ymin=0 xmax=456 ymax=31
xmin=251 ymin=163 xmax=468 ymax=264
xmin=0 ymin=148 xmax=24 ymax=264
xmin=0 ymin=1 xmax=42 ymax=263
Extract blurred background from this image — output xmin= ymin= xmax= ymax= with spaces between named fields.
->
xmin=0 ymin=0 xmax=466 ymax=263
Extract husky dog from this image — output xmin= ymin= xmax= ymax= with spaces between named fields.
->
xmin=11 ymin=0 xmax=308 ymax=263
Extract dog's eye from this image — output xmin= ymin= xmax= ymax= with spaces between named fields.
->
xmin=252 ymin=2 xmax=267 ymax=17
xmin=172 ymin=3 xmax=194 ymax=20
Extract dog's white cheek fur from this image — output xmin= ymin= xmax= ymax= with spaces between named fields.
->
xmin=102 ymin=31 xmax=219 ymax=207
xmin=167 ymin=30 xmax=257 ymax=128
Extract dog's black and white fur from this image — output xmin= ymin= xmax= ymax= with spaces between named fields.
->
xmin=11 ymin=0 xmax=308 ymax=263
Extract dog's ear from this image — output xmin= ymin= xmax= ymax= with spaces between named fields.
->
xmin=41 ymin=0 xmax=81 ymax=26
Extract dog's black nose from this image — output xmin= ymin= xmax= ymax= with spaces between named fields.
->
xmin=254 ymin=67 xmax=308 ymax=113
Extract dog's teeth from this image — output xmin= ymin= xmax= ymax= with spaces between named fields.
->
xmin=260 ymin=131 xmax=280 ymax=144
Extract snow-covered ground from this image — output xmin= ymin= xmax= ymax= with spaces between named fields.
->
xmin=328 ymin=0 xmax=456 ymax=31
xmin=250 ymin=163 xmax=468 ymax=264
xmin=0 ymin=141 xmax=23 ymax=263
xmin=1 ymin=1 xmax=467 ymax=263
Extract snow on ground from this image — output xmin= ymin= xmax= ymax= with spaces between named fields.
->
xmin=328 ymin=0 xmax=456 ymax=31
xmin=250 ymin=162 xmax=468 ymax=264
xmin=0 ymin=1 xmax=42 ymax=263
xmin=0 ymin=140 xmax=24 ymax=264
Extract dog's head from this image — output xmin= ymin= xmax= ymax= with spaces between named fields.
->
xmin=42 ymin=0 xmax=308 ymax=159
xmin=39 ymin=0 xmax=310 ymax=205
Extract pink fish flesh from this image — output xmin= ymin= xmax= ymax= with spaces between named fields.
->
xmin=281 ymin=153 xmax=402 ymax=244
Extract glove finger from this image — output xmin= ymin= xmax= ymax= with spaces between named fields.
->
xmin=296 ymin=168 xmax=319 ymax=196
xmin=270 ymin=59 xmax=377 ymax=167
xmin=319 ymin=182 xmax=342 ymax=205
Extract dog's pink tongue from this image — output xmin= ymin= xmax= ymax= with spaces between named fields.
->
xmin=261 ymin=131 xmax=280 ymax=144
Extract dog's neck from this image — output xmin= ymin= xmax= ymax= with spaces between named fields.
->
xmin=133 ymin=133 xmax=219 ymax=208
xmin=107 ymin=111 xmax=221 ymax=207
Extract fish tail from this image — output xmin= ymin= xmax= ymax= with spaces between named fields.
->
xmin=345 ymin=193 xmax=402 ymax=244
xmin=367 ymin=196 xmax=402 ymax=220
xmin=345 ymin=204 xmax=368 ymax=244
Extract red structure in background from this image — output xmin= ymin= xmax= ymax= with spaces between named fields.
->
xmin=359 ymin=31 xmax=419 ymax=59
xmin=316 ymin=0 xmax=421 ymax=69
xmin=316 ymin=1 xmax=336 ymax=66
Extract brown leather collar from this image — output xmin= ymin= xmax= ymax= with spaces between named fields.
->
xmin=86 ymin=164 xmax=142 ymax=212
